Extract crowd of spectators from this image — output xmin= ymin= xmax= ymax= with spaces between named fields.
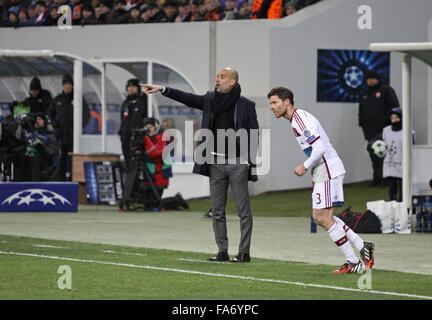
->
xmin=0 ymin=0 xmax=321 ymax=27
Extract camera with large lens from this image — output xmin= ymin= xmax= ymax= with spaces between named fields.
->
xmin=0 ymin=114 xmax=35 ymax=146
xmin=129 ymin=125 xmax=150 ymax=158
xmin=0 ymin=114 xmax=37 ymax=181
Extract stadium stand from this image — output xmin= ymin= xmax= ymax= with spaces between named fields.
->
xmin=0 ymin=0 xmax=322 ymax=27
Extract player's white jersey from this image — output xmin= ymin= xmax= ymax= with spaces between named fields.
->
xmin=289 ymin=107 xmax=346 ymax=182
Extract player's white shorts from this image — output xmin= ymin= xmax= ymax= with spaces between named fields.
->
xmin=312 ymin=175 xmax=345 ymax=209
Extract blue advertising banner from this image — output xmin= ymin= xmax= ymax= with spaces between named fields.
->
xmin=0 ymin=182 xmax=78 ymax=212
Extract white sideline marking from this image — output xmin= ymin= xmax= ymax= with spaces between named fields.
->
xmin=178 ymin=257 xmax=318 ymax=266
xmin=178 ymin=258 xmax=214 ymax=263
xmin=177 ymin=258 xmax=288 ymax=265
xmin=102 ymin=250 xmax=147 ymax=257
xmin=1 ymin=250 xmax=431 ymax=300
xmin=32 ymin=244 xmax=68 ymax=249
xmin=177 ymin=258 xmax=232 ymax=264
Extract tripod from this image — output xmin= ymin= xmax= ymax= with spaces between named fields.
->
xmin=119 ymin=152 xmax=165 ymax=211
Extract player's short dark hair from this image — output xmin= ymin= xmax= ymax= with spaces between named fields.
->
xmin=267 ymin=87 xmax=294 ymax=105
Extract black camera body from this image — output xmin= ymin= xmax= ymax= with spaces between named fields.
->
xmin=0 ymin=114 xmax=38 ymax=152
xmin=129 ymin=126 xmax=150 ymax=159
xmin=1 ymin=115 xmax=24 ymax=142
xmin=0 ymin=115 xmax=35 ymax=181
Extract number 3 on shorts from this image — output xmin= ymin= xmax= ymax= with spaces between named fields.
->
xmin=315 ymin=192 xmax=321 ymax=205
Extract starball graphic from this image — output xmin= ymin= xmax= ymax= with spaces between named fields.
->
xmin=1 ymin=189 xmax=71 ymax=206
xmin=0 ymin=183 xmax=78 ymax=212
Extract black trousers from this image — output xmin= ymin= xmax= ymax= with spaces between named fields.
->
xmin=121 ymin=137 xmax=131 ymax=171
xmin=56 ymin=144 xmax=73 ymax=181
xmin=368 ymin=145 xmax=383 ymax=183
xmin=142 ymin=184 xmax=164 ymax=209
xmin=388 ymin=177 xmax=402 ymax=202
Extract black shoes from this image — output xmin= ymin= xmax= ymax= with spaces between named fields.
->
xmin=207 ymin=252 xmax=251 ymax=262
xmin=207 ymin=252 xmax=229 ymax=262
xmin=203 ymin=208 xmax=213 ymax=218
xmin=360 ymin=241 xmax=375 ymax=271
xmin=174 ymin=193 xmax=189 ymax=210
xmin=230 ymin=253 xmax=251 ymax=263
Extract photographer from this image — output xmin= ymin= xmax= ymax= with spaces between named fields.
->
xmin=138 ymin=117 xmax=172 ymax=208
xmin=26 ymin=112 xmax=59 ymax=181
xmin=119 ymin=78 xmax=148 ymax=170
xmin=0 ymin=114 xmax=30 ymax=181
xmin=123 ymin=117 xmax=188 ymax=211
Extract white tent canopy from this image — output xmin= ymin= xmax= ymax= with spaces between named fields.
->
xmin=0 ymin=49 xmax=100 ymax=153
xmin=0 ymin=51 xmax=201 ymax=158
xmin=369 ymin=42 xmax=432 ymax=210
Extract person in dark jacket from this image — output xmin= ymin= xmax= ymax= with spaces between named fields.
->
xmin=108 ymin=0 xmax=130 ymax=24
xmin=51 ymin=73 xmax=90 ymax=180
xmin=22 ymin=77 xmax=54 ymax=119
xmin=95 ymin=0 xmax=112 ymax=24
xmin=119 ymin=78 xmax=148 ymax=170
xmin=146 ymin=1 xmax=167 ymax=22
xmin=128 ymin=6 xmax=141 ymax=23
xmin=162 ymin=0 xmax=178 ymax=22
xmin=358 ymin=70 xmax=399 ymax=186
xmin=142 ymin=67 xmax=259 ymax=263
xmin=27 ymin=112 xmax=59 ymax=181
xmin=80 ymin=5 xmax=99 ymax=25
xmin=5 ymin=10 xmax=19 ymax=27
xmin=43 ymin=5 xmax=60 ymax=26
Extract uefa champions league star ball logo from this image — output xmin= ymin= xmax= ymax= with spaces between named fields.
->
xmin=344 ymin=65 xmax=364 ymax=89
xmin=1 ymin=189 xmax=71 ymax=206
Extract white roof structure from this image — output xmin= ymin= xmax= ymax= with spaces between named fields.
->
xmin=370 ymin=42 xmax=432 ymax=67
xmin=0 ymin=49 xmax=103 ymax=153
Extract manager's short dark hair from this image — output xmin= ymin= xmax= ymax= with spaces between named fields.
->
xmin=267 ymin=87 xmax=294 ymax=105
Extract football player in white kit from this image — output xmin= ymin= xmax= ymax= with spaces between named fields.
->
xmin=267 ymin=87 xmax=375 ymax=273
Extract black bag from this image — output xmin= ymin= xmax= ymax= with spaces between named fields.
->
xmin=337 ymin=207 xmax=382 ymax=233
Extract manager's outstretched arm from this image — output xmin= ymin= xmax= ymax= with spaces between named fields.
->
xmin=141 ymin=84 xmax=164 ymax=95
xmin=141 ymin=84 xmax=205 ymax=110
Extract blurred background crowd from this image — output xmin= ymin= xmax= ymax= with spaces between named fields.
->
xmin=0 ymin=0 xmax=322 ymax=27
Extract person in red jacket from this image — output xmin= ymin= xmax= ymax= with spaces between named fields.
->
xmin=140 ymin=117 xmax=173 ymax=208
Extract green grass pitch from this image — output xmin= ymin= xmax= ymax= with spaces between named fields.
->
xmin=1 ymin=182 xmax=431 ymax=301
xmin=1 ymin=234 xmax=431 ymax=300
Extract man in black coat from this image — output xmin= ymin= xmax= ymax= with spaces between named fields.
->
xmin=143 ymin=67 xmax=259 ymax=263
xmin=22 ymin=77 xmax=54 ymax=119
xmin=358 ymin=70 xmax=399 ymax=186
xmin=50 ymin=73 xmax=90 ymax=180
xmin=118 ymin=78 xmax=148 ymax=170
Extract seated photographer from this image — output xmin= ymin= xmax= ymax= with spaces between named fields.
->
xmin=139 ymin=117 xmax=189 ymax=210
xmin=26 ymin=112 xmax=59 ymax=181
